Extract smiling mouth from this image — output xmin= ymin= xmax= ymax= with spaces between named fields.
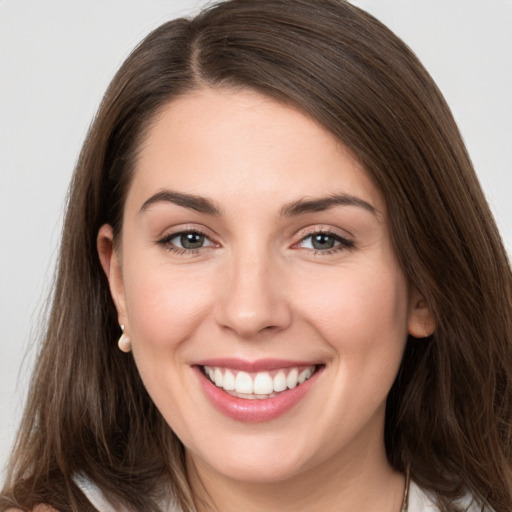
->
xmin=201 ymin=365 xmax=319 ymax=400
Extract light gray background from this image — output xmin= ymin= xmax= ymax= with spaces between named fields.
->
xmin=1 ymin=0 xmax=511 ymax=479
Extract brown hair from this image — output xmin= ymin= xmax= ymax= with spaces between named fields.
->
xmin=2 ymin=0 xmax=511 ymax=511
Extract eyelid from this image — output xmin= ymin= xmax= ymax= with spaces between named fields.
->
xmin=293 ymin=225 xmax=353 ymax=243
xmin=155 ymin=223 xmax=219 ymax=241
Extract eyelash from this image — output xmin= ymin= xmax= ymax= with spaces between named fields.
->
xmin=156 ymin=229 xmax=355 ymax=255
xmin=295 ymin=230 xmax=355 ymax=255
xmin=157 ymin=229 xmax=215 ymax=255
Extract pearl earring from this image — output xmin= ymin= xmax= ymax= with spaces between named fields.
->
xmin=118 ymin=324 xmax=131 ymax=353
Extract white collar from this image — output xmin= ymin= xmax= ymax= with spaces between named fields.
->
xmin=73 ymin=473 xmax=489 ymax=512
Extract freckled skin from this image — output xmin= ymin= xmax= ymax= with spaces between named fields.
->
xmin=99 ymin=88 xmax=431 ymax=511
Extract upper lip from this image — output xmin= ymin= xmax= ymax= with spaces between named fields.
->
xmin=194 ymin=358 xmax=322 ymax=372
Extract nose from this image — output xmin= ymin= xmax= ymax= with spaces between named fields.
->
xmin=214 ymin=247 xmax=292 ymax=339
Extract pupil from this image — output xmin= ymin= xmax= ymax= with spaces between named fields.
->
xmin=180 ymin=233 xmax=204 ymax=249
xmin=312 ymin=234 xmax=335 ymax=250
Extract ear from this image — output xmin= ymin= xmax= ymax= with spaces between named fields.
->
xmin=407 ymin=286 xmax=435 ymax=338
xmin=97 ymin=224 xmax=128 ymax=327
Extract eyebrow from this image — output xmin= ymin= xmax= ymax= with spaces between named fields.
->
xmin=139 ymin=190 xmax=221 ymax=215
xmin=280 ymin=194 xmax=378 ymax=217
xmin=139 ymin=189 xmax=377 ymax=218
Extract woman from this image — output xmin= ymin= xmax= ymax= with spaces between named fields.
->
xmin=2 ymin=0 xmax=511 ymax=510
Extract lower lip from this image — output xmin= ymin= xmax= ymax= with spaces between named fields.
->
xmin=194 ymin=366 xmax=322 ymax=423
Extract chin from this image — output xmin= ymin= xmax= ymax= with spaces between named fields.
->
xmin=188 ymin=430 xmax=321 ymax=485
xmin=210 ymin=456 xmax=306 ymax=484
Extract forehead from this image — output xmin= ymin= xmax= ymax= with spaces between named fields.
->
xmin=127 ymin=88 xmax=385 ymax=215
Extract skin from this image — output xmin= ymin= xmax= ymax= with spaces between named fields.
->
xmin=98 ymin=88 xmax=434 ymax=512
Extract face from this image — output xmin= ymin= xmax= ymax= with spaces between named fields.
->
xmin=99 ymin=88 xmax=430 ymax=487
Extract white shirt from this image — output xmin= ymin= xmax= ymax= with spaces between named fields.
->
xmin=408 ymin=481 xmax=488 ymax=511
xmin=72 ymin=473 xmax=178 ymax=512
xmin=73 ymin=473 xmax=488 ymax=511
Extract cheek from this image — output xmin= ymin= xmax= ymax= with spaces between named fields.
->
xmin=122 ymin=256 xmax=213 ymax=352
xmin=299 ymin=264 xmax=409 ymax=431
xmin=294 ymin=261 xmax=409 ymax=360
xmin=119 ymin=257 xmax=215 ymax=431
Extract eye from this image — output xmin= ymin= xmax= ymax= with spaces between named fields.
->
xmin=296 ymin=231 xmax=354 ymax=252
xmin=174 ymin=232 xmax=210 ymax=249
xmin=158 ymin=230 xmax=215 ymax=252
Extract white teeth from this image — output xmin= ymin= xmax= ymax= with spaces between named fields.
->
xmin=203 ymin=365 xmax=317 ymax=397
xmin=235 ymin=371 xmax=253 ymax=394
xmin=273 ymin=371 xmax=287 ymax=392
xmin=287 ymin=368 xmax=299 ymax=389
xmin=223 ymin=370 xmax=235 ymax=390
xmin=253 ymin=372 xmax=273 ymax=395
xmin=298 ymin=367 xmax=313 ymax=384
xmin=214 ymin=368 xmax=223 ymax=387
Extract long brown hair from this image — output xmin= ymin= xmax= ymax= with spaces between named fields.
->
xmin=2 ymin=1 xmax=511 ymax=511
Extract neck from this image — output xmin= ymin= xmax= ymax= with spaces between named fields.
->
xmin=186 ymin=427 xmax=405 ymax=512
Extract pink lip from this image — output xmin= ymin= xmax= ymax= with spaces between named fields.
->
xmin=193 ymin=363 xmax=323 ymax=423
xmin=194 ymin=357 xmax=320 ymax=372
